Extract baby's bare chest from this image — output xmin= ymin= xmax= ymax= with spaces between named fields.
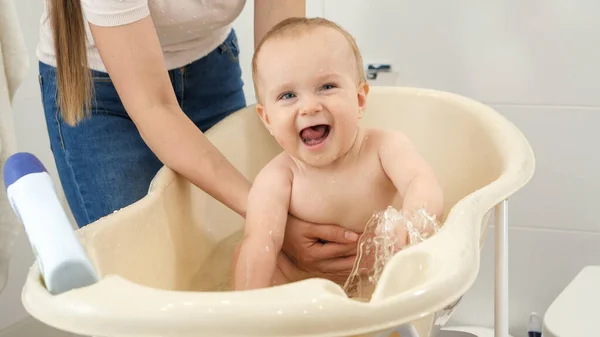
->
xmin=289 ymin=161 xmax=401 ymax=233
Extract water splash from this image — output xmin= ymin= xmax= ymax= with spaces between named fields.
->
xmin=343 ymin=206 xmax=441 ymax=301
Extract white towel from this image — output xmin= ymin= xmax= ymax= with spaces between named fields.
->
xmin=0 ymin=0 xmax=29 ymax=293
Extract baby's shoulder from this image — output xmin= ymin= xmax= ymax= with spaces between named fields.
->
xmin=363 ymin=127 xmax=413 ymax=149
xmin=250 ymin=153 xmax=297 ymax=192
xmin=262 ymin=152 xmax=295 ymax=173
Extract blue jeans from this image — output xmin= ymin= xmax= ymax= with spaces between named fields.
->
xmin=39 ymin=29 xmax=246 ymax=228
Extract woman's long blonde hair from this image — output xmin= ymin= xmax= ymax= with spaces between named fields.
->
xmin=49 ymin=0 xmax=92 ymax=126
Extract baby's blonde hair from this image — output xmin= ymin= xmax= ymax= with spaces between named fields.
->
xmin=252 ymin=17 xmax=366 ymax=103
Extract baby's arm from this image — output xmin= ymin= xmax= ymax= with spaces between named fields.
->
xmin=234 ymin=157 xmax=293 ymax=291
xmin=379 ymin=131 xmax=444 ymax=220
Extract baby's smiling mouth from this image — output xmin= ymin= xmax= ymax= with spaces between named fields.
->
xmin=299 ymin=124 xmax=331 ymax=146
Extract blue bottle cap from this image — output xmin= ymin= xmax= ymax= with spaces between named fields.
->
xmin=3 ymin=152 xmax=47 ymax=189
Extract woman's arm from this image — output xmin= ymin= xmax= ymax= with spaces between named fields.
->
xmin=89 ymin=17 xmax=251 ymax=217
xmin=254 ymin=0 xmax=306 ymax=48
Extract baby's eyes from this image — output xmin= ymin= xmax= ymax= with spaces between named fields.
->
xmin=321 ymin=83 xmax=337 ymax=90
xmin=277 ymin=84 xmax=337 ymax=101
xmin=278 ymin=92 xmax=296 ymax=100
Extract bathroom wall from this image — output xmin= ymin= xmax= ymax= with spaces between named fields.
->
xmin=2 ymin=0 xmax=599 ymax=336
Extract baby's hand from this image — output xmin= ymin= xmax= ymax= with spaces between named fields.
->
xmin=393 ymin=226 xmax=410 ymax=252
xmin=371 ymin=207 xmax=410 ymax=253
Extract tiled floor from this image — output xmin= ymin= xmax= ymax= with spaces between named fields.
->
xmin=0 ymin=317 xmax=82 ymax=337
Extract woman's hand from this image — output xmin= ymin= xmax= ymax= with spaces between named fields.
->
xmin=282 ymin=214 xmax=360 ymax=283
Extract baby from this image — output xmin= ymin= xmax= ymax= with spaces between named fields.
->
xmin=232 ymin=17 xmax=444 ymax=291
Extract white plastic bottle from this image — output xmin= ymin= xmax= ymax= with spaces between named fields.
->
xmin=3 ymin=152 xmax=99 ymax=294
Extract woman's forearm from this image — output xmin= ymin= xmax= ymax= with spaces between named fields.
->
xmin=138 ymin=103 xmax=251 ymax=217
xmin=254 ymin=0 xmax=306 ymax=49
xmin=88 ymin=17 xmax=250 ymax=217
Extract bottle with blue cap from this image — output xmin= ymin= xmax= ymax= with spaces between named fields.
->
xmin=528 ymin=312 xmax=542 ymax=337
xmin=3 ymin=152 xmax=99 ymax=294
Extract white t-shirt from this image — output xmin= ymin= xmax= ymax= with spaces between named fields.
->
xmin=36 ymin=0 xmax=247 ymax=72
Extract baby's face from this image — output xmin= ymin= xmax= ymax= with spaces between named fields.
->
xmin=255 ymin=26 xmax=368 ymax=167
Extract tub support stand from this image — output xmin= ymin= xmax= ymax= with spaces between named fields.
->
xmin=494 ymin=199 xmax=509 ymax=337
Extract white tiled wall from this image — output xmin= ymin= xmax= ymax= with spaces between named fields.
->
xmin=2 ymin=1 xmax=599 ymax=337
xmin=321 ymin=0 xmax=600 ymax=107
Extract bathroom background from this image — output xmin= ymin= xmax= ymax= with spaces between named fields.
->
xmin=1 ymin=1 xmax=599 ymax=336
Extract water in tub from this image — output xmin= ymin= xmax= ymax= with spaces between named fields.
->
xmin=190 ymin=206 xmax=441 ymax=298
xmin=190 ymin=229 xmax=243 ymax=292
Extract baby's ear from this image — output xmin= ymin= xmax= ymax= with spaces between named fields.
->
xmin=357 ymin=81 xmax=369 ymax=118
xmin=256 ymin=104 xmax=274 ymax=135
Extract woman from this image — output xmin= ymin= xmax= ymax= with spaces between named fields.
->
xmin=37 ymin=0 xmax=359 ymax=279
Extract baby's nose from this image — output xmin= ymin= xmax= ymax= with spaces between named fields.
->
xmin=300 ymin=98 xmax=323 ymax=116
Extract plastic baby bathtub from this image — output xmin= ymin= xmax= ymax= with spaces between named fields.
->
xmin=21 ymin=86 xmax=535 ymax=337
